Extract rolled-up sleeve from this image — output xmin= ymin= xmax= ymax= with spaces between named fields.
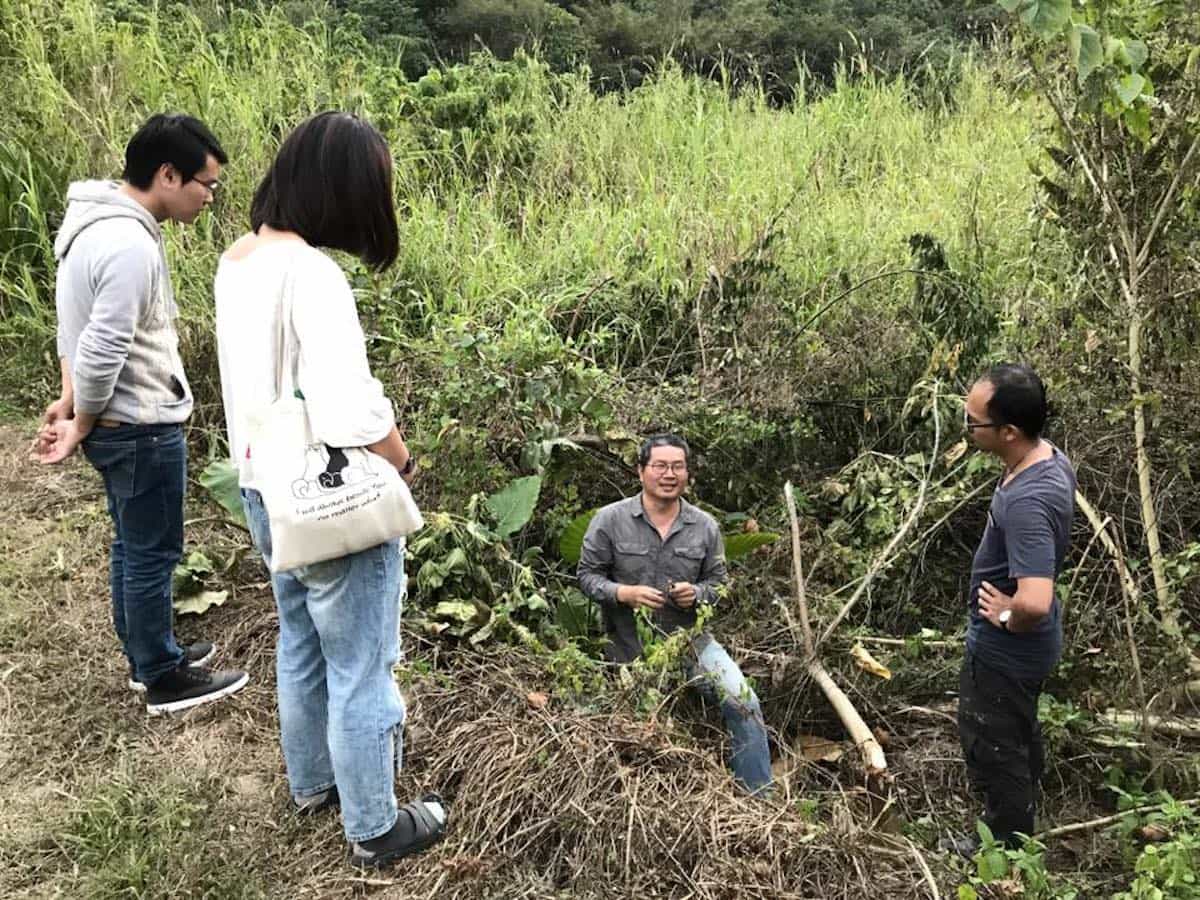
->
xmin=292 ymin=259 xmax=395 ymax=448
xmin=577 ymin=512 xmax=620 ymax=610
xmin=695 ymin=524 xmax=727 ymax=606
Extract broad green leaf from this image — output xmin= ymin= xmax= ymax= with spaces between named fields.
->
xmin=1123 ymin=103 xmax=1151 ymax=144
xmin=199 ymin=459 xmax=247 ymax=528
xmin=555 ymin=588 xmax=598 ymax=638
xmin=433 ymin=600 xmax=478 ymax=623
xmin=1069 ymin=24 xmax=1103 ymax=83
xmin=1115 ymin=73 xmax=1146 ymax=108
xmin=484 ymin=475 xmax=543 ymax=539
xmin=1019 ymin=0 xmax=1069 ymax=40
xmin=957 ymin=887 xmax=979 ymax=900
xmin=558 ymin=508 xmax=598 ymax=564
xmin=174 ymin=589 xmax=228 ymax=617
xmin=724 ymin=531 xmax=780 ymax=561
xmin=1124 ymin=40 xmax=1148 ymax=72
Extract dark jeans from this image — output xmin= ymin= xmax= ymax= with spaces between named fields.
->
xmin=957 ymin=651 xmax=1045 ymax=847
xmin=82 ymin=423 xmax=186 ymax=685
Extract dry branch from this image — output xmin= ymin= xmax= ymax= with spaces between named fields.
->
xmin=784 ymin=480 xmax=887 ymax=777
xmin=1036 ymin=798 xmax=1200 ymax=841
xmin=1104 ymin=710 xmax=1200 ymax=740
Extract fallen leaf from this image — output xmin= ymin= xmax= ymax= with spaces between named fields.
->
xmin=943 ymin=439 xmax=968 ymax=466
xmin=851 ymin=643 xmax=892 ymax=680
xmin=743 ymin=518 xmax=760 ymax=533
xmin=796 ymin=734 xmax=844 ymax=763
xmin=173 ymin=589 xmax=228 ymax=616
xmin=1140 ymin=823 xmax=1170 ymax=842
xmin=526 ymin=691 xmax=549 ymax=710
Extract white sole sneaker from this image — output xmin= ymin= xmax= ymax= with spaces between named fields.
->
xmin=129 ymin=643 xmax=218 ymax=692
xmin=146 ymin=672 xmax=249 ymax=716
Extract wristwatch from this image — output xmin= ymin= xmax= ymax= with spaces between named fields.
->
xmin=998 ymin=609 xmax=1012 ymax=632
xmin=400 ymin=455 xmax=417 ymax=477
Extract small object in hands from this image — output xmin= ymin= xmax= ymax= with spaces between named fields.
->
xmin=998 ymin=608 xmax=1012 ymax=631
xmin=665 ymin=580 xmax=676 ymax=608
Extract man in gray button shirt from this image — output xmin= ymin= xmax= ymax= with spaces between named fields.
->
xmin=577 ymin=434 xmax=772 ymax=794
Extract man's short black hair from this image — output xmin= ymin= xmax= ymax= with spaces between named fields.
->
xmin=638 ymin=433 xmax=690 ymax=468
xmin=123 ymin=114 xmax=227 ymax=189
xmin=250 ymin=111 xmax=399 ymax=271
xmin=981 ymin=363 xmax=1049 ymax=440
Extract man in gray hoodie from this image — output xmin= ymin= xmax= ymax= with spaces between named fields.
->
xmin=34 ymin=114 xmax=248 ymax=715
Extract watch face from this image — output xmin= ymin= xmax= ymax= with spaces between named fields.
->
xmin=999 ymin=610 xmax=1011 ymax=623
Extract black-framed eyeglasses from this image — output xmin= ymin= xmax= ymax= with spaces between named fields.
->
xmin=964 ymin=411 xmax=1003 ymax=432
xmin=192 ymin=176 xmax=221 ymax=196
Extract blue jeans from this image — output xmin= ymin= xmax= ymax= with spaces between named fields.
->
xmin=242 ymin=488 xmax=407 ymax=842
xmin=82 ymin=424 xmax=186 ymax=685
xmin=687 ymin=632 xmax=773 ymax=795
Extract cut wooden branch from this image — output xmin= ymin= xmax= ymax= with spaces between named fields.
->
xmin=782 ymin=480 xmax=887 ymax=778
xmin=784 ymin=481 xmax=815 ymax=658
xmin=850 ymin=635 xmax=959 ymax=649
xmin=1036 ymin=798 xmax=1200 ymax=841
xmin=807 ymin=659 xmax=888 ymax=776
xmin=1105 ymin=710 xmax=1200 ymax=740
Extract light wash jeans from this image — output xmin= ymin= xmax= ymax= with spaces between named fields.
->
xmin=242 ymin=488 xmax=406 ymax=842
xmin=686 ymin=632 xmax=773 ymax=795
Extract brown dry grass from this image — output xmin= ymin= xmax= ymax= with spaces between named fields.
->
xmin=0 ymin=421 xmax=1138 ymax=899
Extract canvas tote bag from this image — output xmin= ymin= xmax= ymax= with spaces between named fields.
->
xmin=246 ymin=261 xmax=423 ymax=573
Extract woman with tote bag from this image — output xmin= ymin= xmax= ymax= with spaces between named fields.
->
xmin=214 ymin=112 xmax=445 ymax=868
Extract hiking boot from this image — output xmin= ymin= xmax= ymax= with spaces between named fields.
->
xmin=129 ymin=641 xmax=217 ymax=692
xmin=145 ymin=663 xmax=249 ymax=716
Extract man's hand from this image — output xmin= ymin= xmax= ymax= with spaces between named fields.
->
xmin=667 ymin=581 xmax=698 ymax=609
xmin=31 ymin=420 xmax=83 ymax=465
xmin=977 ymin=580 xmax=1014 ymax=628
xmin=617 ymin=584 xmax=665 ymax=610
xmin=43 ymin=396 xmax=73 ymax=425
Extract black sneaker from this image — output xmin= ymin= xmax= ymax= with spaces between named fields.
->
xmin=145 ymin=663 xmax=249 ymax=716
xmin=129 ymin=641 xmax=217 ymax=692
xmin=938 ymin=831 xmax=981 ymax=860
xmin=294 ymin=786 xmax=340 ymax=816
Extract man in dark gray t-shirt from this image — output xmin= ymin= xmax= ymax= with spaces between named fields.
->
xmin=947 ymin=363 xmax=1076 ymax=855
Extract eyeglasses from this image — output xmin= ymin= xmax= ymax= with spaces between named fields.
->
xmin=646 ymin=461 xmax=688 ymax=474
xmin=963 ymin=411 xmax=1003 ymax=432
xmin=193 ymin=176 xmax=221 ymax=196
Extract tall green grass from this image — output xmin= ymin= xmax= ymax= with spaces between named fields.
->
xmin=0 ymin=0 xmax=1063 ymax=501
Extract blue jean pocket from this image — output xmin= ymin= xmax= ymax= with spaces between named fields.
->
xmin=83 ymin=439 xmax=137 ymax=498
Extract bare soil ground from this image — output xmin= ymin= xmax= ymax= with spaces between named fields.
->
xmin=0 ymin=421 xmax=1131 ymax=899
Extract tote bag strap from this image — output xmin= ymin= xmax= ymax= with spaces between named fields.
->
xmin=272 ymin=248 xmax=306 ymax=403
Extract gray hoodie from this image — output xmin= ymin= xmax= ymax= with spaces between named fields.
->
xmin=55 ymin=180 xmax=193 ymax=423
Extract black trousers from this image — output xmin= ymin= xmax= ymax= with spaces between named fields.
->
xmin=957 ymin=651 xmax=1045 ymax=847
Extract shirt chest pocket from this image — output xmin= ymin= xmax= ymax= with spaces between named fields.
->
xmin=670 ymin=544 xmax=705 ymax=581
xmin=614 ymin=542 xmax=650 ymax=582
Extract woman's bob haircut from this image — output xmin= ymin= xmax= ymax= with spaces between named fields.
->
xmin=251 ymin=111 xmax=399 ymax=271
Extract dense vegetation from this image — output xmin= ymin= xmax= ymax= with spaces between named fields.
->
xmin=1 ymin=0 xmax=1198 ymax=897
